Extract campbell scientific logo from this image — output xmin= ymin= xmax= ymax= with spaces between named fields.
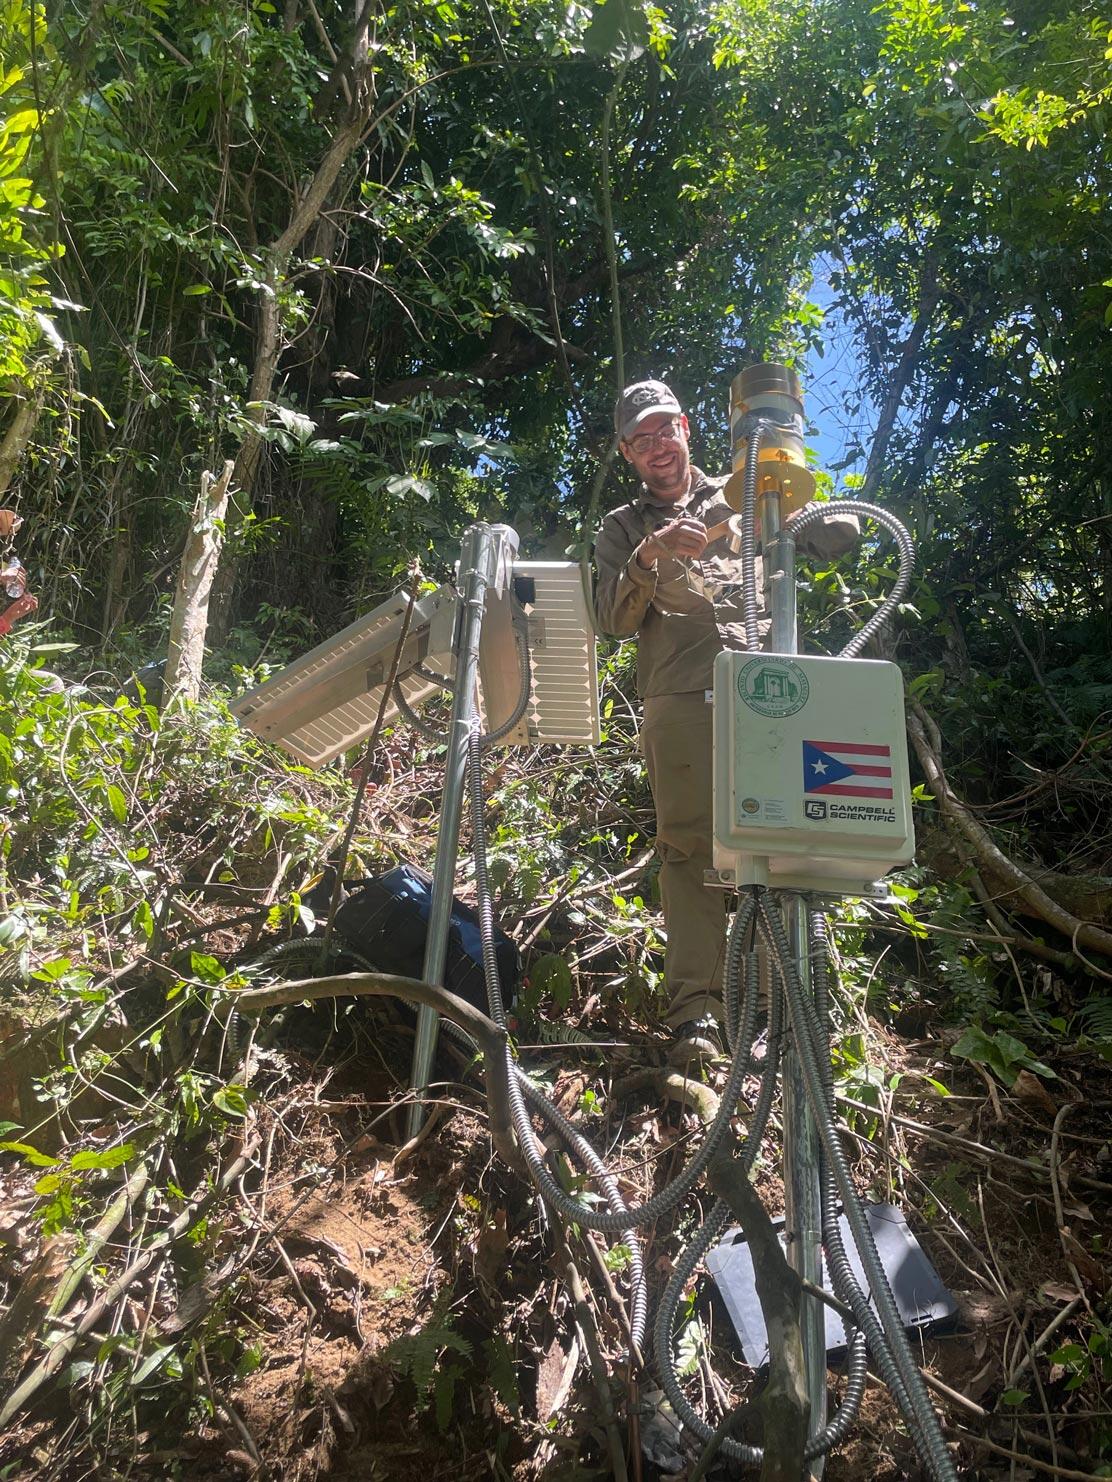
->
xmin=804 ymin=800 xmax=827 ymax=820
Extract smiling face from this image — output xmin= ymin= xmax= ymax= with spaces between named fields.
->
xmin=620 ymin=412 xmax=692 ymax=502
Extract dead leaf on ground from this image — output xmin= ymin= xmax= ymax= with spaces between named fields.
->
xmin=1039 ymin=1280 xmax=1081 ymax=1303
xmin=1011 ymin=1069 xmax=1058 ymax=1117
xmin=959 ymin=1290 xmax=1015 ymax=1329
xmin=0 ymin=1234 xmax=73 ymax=1379
xmin=966 ymin=1356 xmax=1000 ymax=1403
xmin=1061 ymin=1229 xmax=1105 ymax=1289
xmin=474 ymin=1206 xmax=510 ymax=1294
xmin=536 ymin=1332 xmax=579 ymax=1422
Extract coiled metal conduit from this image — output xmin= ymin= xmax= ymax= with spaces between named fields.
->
xmin=468 ymin=725 xmax=879 ymax=1461
xmin=760 ymin=897 xmax=957 ymax=1480
xmin=730 ymin=429 xmax=955 ymax=1478
xmin=397 ymin=442 xmax=952 ymax=1472
xmin=650 ymin=930 xmax=870 ymax=1464
xmin=787 ymin=498 xmax=916 ymax=660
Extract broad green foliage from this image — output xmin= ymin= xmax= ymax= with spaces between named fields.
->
xmin=0 ymin=631 xmax=345 ymax=974
xmin=0 ymin=0 xmax=1108 ymax=1023
xmin=0 ymin=1 xmax=65 ymax=380
xmin=7 ymin=0 xmax=828 ymax=638
xmin=3 ymin=5 xmax=1112 ymax=1467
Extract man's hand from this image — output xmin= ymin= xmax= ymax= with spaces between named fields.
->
xmin=636 ymin=517 xmax=708 ymax=569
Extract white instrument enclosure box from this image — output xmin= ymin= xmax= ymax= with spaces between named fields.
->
xmin=713 ymin=652 xmax=915 ymax=895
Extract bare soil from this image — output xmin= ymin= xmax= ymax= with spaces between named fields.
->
xmin=2 ymin=997 xmax=1109 ymax=1482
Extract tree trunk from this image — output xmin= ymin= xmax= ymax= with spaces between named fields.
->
xmin=709 ymin=1153 xmax=809 ymax=1481
xmin=0 ymin=386 xmax=41 ymax=498
xmin=99 ymin=518 xmax=131 ymax=647
xmin=861 ymin=258 xmax=939 ymax=503
xmin=207 ymin=45 xmax=376 ymax=644
xmin=164 ymin=460 xmax=234 ymax=705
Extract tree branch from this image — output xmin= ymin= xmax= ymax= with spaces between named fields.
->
xmin=163 ymin=458 xmax=234 ymax=704
xmin=708 ymin=1153 xmax=809 ymax=1482
xmin=861 ymin=257 xmax=939 ymax=502
xmin=908 ymin=704 xmax=1112 ymax=964
xmin=231 ymin=971 xmax=522 ymax=1171
xmin=0 ymin=384 xmax=41 ymax=498
xmin=0 ymin=1144 xmax=256 ymax=1428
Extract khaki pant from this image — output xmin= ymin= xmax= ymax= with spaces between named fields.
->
xmin=641 ymin=691 xmax=728 ymax=1027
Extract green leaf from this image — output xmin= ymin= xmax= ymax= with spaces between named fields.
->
xmin=1000 ymin=1387 xmax=1028 ymax=1405
xmin=70 ymin=1142 xmax=134 ymax=1171
xmin=950 ymin=1025 xmax=1056 ymax=1086
xmin=131 ymin=899 xmax=154 ymax=940
xmin=529 ymin=953 xmax=574 ymax=1010
xmin=275 ymin=405 xmax=315 ymax=444
xmin=0 ymin=915 xmax=25 ymax=946
xmin=212 ymin=1084 xmax=250 ymax=1118
xmin=129 ymin=1343 xmax=176 ymax=1387
xmin=182 ymin=284 xmax=211 ymax=296
xmin=384 ymin=473 xmax=434 ymax=501
xmin=32 ymin=958 xmax=72 ymax=982
xmin=190 ymin=953 xmax=225 ymax=984
xmin=1 ymin=1140 xmax=60 ymax=1167
xmin=106 ymin=784 xmax=128 ymax=824
xmin=583 ymin=0 xmax=650 ymax=61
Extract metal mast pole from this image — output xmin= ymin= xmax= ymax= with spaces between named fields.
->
xmin=406 ymin=523 xmax=505 ymax=1141
xmin=735 ymin=358 xmax=826 ymax=1474
xmin=764 ymin=501 xmax=827 ymax=1473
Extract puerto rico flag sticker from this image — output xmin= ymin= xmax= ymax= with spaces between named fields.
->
xmin=802 ymin=740 xmax=893 ymax=799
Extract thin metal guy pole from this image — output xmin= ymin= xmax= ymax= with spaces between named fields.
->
xmin=406 ymin=523 xmax=503 ymax=1141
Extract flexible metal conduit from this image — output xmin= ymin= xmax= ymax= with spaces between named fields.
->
xmin=395 ymin=607 xmax=534 ymax=744
xmin=761 ymin=899 xmax=957 ymax=1481
xmin=787 ymin=498 xmax=916 ymax=659
xmin=469 ymin=724 xmax=766 ymax=1235
xmin=409 ymin=451 xmax=952 ymax=1474
xmin=650 ymin=935 xmax=870 ymax=1465
xmin=468 ymin=727 xmax=881 ymax=1465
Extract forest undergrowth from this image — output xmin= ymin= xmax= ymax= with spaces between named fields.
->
xmin=0 ymin=628 xmax=1110 ymax=1482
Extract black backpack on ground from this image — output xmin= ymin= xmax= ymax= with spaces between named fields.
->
xmin=320 ymin=863 xmax=519 ymax=1015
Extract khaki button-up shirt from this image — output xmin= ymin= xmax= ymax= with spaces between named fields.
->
xmin=594 ymin=468 xmax=859 ymax=698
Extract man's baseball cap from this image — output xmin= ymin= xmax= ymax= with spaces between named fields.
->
xmin=614 ymin=380 xmax=683 ymax=440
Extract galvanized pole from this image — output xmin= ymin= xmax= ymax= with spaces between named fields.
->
xmin=406 ymin=523 xmax=505 ymax=1141
xmin=763 ymin=499 xmax=828 ymax=1476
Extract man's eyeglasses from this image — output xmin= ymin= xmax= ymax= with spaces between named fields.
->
xmin=625 ymin=419 xmax=684 ymax=455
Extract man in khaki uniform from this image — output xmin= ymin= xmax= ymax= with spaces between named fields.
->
xmin=595 ymin=380 xmax=858 ymax=1038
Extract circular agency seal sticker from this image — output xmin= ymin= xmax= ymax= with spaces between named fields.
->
xmin=736 ymin=657 xmax=810 ymax=718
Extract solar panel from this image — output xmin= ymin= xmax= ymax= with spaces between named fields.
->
xmin=231 ymin=557 xmax=600 ymax=766
xmin=511 ymin=562 xmax=600 ymax=747
xmin=230 ymin=584 xmax=455 ymax=769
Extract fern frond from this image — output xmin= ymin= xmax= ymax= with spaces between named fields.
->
xmin=1077 ymin=995 xmax=1112 ymax=1042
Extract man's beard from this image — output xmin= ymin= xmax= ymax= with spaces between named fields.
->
xmin=643 ymin=447 xmax=691 ymax=499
